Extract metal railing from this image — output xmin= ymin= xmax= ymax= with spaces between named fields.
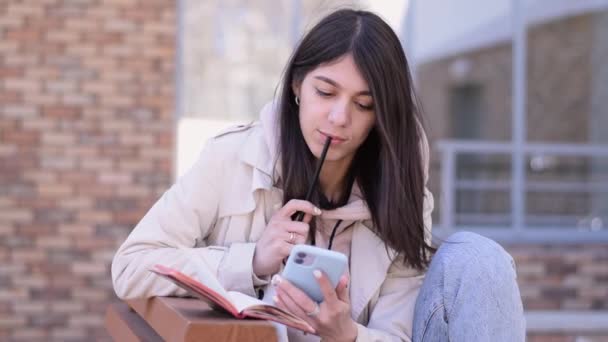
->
xmin=435 ymin=140 xmax=608 ymax=243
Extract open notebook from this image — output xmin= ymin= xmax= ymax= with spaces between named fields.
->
xmin=150 ymin=264 xmax=314 ymax=333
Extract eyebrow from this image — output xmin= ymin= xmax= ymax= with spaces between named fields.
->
xmin=313 ymin=75 xmax=372 ymax=96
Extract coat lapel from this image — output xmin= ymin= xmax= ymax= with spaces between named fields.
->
xmin=349 ymin=222 xmax=395 ymax=321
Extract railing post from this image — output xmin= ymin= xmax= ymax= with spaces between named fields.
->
xmin=512 ymin=0 xmax=527 ymax=230
xmin=441 ymin=147 xmax=456 ymax=229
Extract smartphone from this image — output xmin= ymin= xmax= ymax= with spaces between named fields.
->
xmin=281 ymin=244 xmax=348 ymax=303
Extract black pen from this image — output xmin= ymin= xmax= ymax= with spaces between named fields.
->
xmin=293 ymin=136 xmax=332 ymax=222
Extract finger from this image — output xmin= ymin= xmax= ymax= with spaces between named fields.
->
xmin=280 ymin=221 xmax=309 ymax=236
xmin=277 ymin=288 xmax=318 ymax=329
xmin=302 ymin=212 xmax=313 ymax=224
xmin=275 ymin=288 xmax=317 ymax=332
xmin=275 ymin=287 xmax=307 ymax=317
xmin=336 ymin=275 xmax=350 ymax=303
xmin=276 ymin=277 xmax=319 ymax=315
xmin=283 ymin=231 xmax=307 ymax=245
xmin=279 ymin=199 xmax=321 ymax=218
xmin=314 ymin=270 xmax=338 ymax=304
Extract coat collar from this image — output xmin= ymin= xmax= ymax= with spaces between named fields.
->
xmin=237 ymin=123 xmax=275 ymax=192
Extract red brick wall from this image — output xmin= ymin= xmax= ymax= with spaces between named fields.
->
xmin=509 ymin=244 xmax=608 ymax=311
xmin=0 ymin=1 xmax=175 ymax=340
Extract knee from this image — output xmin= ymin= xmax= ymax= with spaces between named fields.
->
xmin=438 ymin=231 xmax=517 ymax=278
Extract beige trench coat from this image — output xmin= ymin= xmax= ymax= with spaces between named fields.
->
xmin=112 ymin=121 xmax=434 ymax=342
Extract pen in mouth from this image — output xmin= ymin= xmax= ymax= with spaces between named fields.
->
xmin=293 ymin=136 xmax=332 ymax=222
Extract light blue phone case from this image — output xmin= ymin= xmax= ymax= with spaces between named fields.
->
xmin=281 ymin=244 xmax=348 ymax=303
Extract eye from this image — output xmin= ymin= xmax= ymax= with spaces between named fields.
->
xmin=356 ymin=102 xmax=374 ymax=111
xmin=315 ymin=88 xmax=333 ymax=97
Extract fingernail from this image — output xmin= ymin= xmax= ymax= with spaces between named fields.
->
xmin=271 ymin=274 xmax=282 ymax=286
xmin=314 ymin=207 xmax=322 ymax=215
xmin=273 ymin=295 xmax=279 ymax=303
xmin=313 ymin=270 xmax=322 ymax=279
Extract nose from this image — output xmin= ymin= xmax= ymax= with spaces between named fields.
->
xmin=328 ymin=100 xmax=351 ymax=126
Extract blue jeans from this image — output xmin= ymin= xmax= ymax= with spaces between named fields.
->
xmin=412 ymin=231 xmax=526 ymax=341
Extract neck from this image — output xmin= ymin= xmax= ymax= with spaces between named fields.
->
xmin=318 ymin=156 xmax=353 ymax=202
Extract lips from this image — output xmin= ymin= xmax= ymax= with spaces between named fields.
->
xmin=318 ymin=130 xmax=347 ymax=142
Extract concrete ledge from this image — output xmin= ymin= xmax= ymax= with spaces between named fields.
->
xmin=525 ymin=311 xmax=608 ymax=333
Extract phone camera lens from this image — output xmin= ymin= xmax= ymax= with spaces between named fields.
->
xmin=295 ymin=258 xmax=304 ymax=264
xmin=297 ymin=252 xmax=306 ymax=258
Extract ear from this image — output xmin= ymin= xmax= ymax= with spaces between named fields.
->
xmin=291 ymin=80 xmax=301 ymax=98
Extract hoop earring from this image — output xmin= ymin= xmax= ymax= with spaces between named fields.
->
xmin=295 ymin=96 xmax=300 ymax=106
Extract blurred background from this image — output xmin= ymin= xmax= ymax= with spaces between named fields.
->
xmin=1 ymin=0 xmax=607 ymax=341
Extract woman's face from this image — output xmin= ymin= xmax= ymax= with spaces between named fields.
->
xmin=293 ymin=53 xmax=376 ymax=164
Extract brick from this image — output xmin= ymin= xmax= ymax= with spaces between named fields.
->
xmin=59 ymin=197 xmax=94 ymax=210
xmin=72 ymin=262 xmax=107 ymax=275
xmin=580 ymin=264 xmax=608 ymax=274
xmin=7 ymin=4 xmax=45 ymax=16
xmin=50 ymin=328 xmax=86 ymax=340
xmin=119 ymin=134 xmax=155 ymax=145
xmin=92 ymin=250 xmax=115 ymax=262
xmin=104 ymin=18 xmax=137 ymax=32
xmin=4 ymin=54 xmax=40 ymax=67
xmin=0 ymin=42 xmax=19 ymax=53
xmin=77 ymin=210 xmax=112 ymax=224
xmin=22 ymin=118 xmax=58 ymax=131
xmin=64 ymin=18 xmax=100 ymax=31
xmin=62 ymin=93 xmax=95 ymax=106
xmin=0 ymin=198 xmax=15 ymax=207
xmin=0 ymin=145 xmax=18 ymax=157
xmin=72 ymin=289 xmax=108 ymax=301
xmin=46 ymin=56 xmax=81 ymax=69
xmin=58 ymin=224 xmax=94 ymax=236
xmin=0 ymin=67 xmax=24 ymax=78
xmin=3 ymin=78 xmax=41 ymax=92
xmin=46 ymin=30 xmax=81 ymax=42
xmin=22 ymin=171 xmax=57 ymax=183
xmin=142 ymin=22 xmax=173 ymax=35
xmin=36 ymin=236 xmax=72 ymax=249
xmin=1 ymin=105 xmax=39 ymax=118
xmin=11 ymin=250 xmax=46 ymax=262
xmin=38 ymin=184 xmax=74 ymax=197
xmin=101 ymin=120 xmax=135 ymax=133
xmin=0 ymin=226 xmax=16 ymax=236
xmin=0 ymin=209 xmax=33 ymax=223
xmin=25 ymin=93 xmax=60 ymax=106
xmin=25 ymin=67 xmax=60 ymax=79
xmin=116 ymin=185 xmax=152 ymax=197
xmin=45 ymin=80 xmax=77 ymax=94
xmin=100 ymin=94 xmax=134 ymax=107
xmin=12 ymin=329 xmax=47 ymax=340
xmin=40 ymin=156 xmax=76 ymax=170
xmin=0 ymin=289 xmax=28 ymax=301
xmin=13 ymin=302 xmax=48 ymax=314
xmin=41 ymin=133 xmax=77 ymax=145
xmin=82 ymin=82 xmax=116 ymax=96
xmin=5 ymin=29 xmax=42 ymax=42
xmin=98 ymin=172 xmax=132 ymax=185
xmin=0 ymin=16 xmax=24 ymax=28
xmin=50 ymin=301 xmax=85 ymax=313
xmin=42 ymin=105 xmax=81 ymax=119
xmin=0 ymin=317 xmax=26 ymax=328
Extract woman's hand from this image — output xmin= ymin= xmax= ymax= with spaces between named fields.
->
xmin=252 ymin=199 xmax=321 ymax=277
xmin=273 ymin=272 xmax=357 ymax=342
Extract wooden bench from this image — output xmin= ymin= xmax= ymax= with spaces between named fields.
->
xmin=105 ymin=297 xmax=278 ymax=341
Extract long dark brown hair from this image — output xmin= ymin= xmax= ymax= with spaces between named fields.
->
xmin=276 ymin=9 xmax=436 ymax=270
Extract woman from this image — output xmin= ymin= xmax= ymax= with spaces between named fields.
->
xmin=112 ymin=9 xmax=525 ymax=341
